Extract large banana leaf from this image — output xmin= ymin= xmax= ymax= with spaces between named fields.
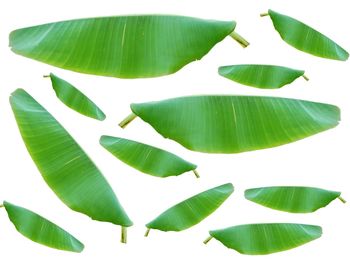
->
xmin=262 ymin=9 xmax=349 ymax=61
xmin=100 ymin=135 xmax=198 ymax=178
xmin=123 ymin=95 xmax=340 ymax=153
xmin=9 ymin=15 xmax=245 ymax=78
xmin=206 ymin=223 xmax=322 ymax=255
xmin=218 ymin=64 xmax=307 ymax=89
xmin=245 ymin=186 xmax=344 ymax=213
xmin=47 ymin=73 xmax=106 ymax=121
xmin=145 ymin=183 xmax=233 ymax=235
xmin=2 ymin=201 xmax=84 ymax=252
xmin=10 ymin=89 xmax=132 ymax=242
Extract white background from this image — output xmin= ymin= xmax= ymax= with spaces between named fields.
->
xmin=0 ymin=0 xmax=349 ymax=262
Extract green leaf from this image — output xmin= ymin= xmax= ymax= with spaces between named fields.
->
xmin=206 ymin=223 xmax=322 ymax=255
xmin=218 ymin=64 xmax=307 ymax=89
xmin=263 ymin=9 xmax=349 ymax=61
xmin=245 ymin=186 xmax=344 ymax=213
xmin=9 ymin=15 xmax=241 ymax=78
xmin=100 ymin=135 xmax=198 ymax=178
xmin=124 ymin=95 xmax=340 ymax=153
xmin=9 ymin=89 xmax=132 ymax=241
xmin=145 ymin=183 xmax=233 ymax=234
xmin=46 ymin=73 xmax=106 ymax=121
xmin=3 ymin=201 xmax=84 ymax=252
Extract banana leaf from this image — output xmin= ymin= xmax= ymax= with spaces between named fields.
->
xmin=205 ymin=223 xmax=322 ymax=255
xmin=2 ymin=201 xmax=84 ymax=252
xmin=10 ymin=89 xmax=132 ymax=243
xmin=121 ymin=95 xmax=340 ymax=153
xmin=100 ymin=135 xmax=198 ymax=178
xmin=46 ymin=73 xmax=106 ymax=121
xmin=245 ymin=186 xmax=345 ymax=213
xmin=262 ymin=9 xmax=349 ymax=61
xmin=145 ymin=183 xmax=233 ymax=236
xmin=9 ymin=15 xmax=248 ymax=78
xmin=218 ymin=64 xmax=307 ymax=89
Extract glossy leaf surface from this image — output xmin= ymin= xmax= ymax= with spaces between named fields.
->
xmin=209 ymin=223 xmax=322 ymax=255
xmin=130 ymin=96 xmax=340 ymax=153
xmin=48 ymin=73 xmax=105 ymax=120
xmin=3 ymin=201 xmax=84 ymax=252
xmin=266 ymin=9 xmax=349 ymax=61
xmin=100 ymin=135 xmax=197 ymax=178
xmin=245 ymin=186 xmax=342 ymax=213
xmin=10 ymin=15 xmax=236 ymax=78
xmin=146 ymin=183 xmax=233 ymax=232
xmin=219 ymin=64 xmax=305 ymax=89
xmin=10 ymin=89 xmax=132 ymax=227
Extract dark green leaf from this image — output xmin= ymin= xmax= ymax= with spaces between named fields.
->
xmin=9 ymin=15 xmax=240 ymax=78
xmin=207 ymin=223 xmax=322 ymax=255
xmin=218 ymin=64 xmax=306 ymax=89
xmin=125 ymin=95 xmax=340 ymax=153
xmin=245 ymin=186 xmax=344 ymax=213
xmin=100 ymin=135 xmax=197 ymax=178
xmin=3 ymin=201 xmax=84 ymax=252
xmin=263 ymin=9 xmax=349 ymax=61
xmin=146 ymin=183 xmax=233 ymax=234
xmin=47 ymin=73 xmax=105 ymax=120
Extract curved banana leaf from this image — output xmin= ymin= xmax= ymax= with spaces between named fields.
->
xmin=264 ymin=9 xmax=349 ymax=61
xmin=10 ymin=89 xmax=132 ymax=230
xmin=145 ymin=183 xmax=233 ymax=234
xmin=245 ymin=186 xmax=344 ymax=213
xmin=127 ymin=95 xmax=340 ymax=153
xmin=207 ymin=223 xmax=322 ymax=255
xmin=47 ymin=73 xmax=106 ymax=121
xmin=3 ymin=201 xmax=84 ymax=252
xmin=100 ymin=135 xmax=197 ymax=178
xmin=9 ymin=15 xmax=238 ymax=78
xmin=218 ymin=64 xmax=306 ymax=89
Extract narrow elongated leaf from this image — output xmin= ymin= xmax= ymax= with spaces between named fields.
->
xmin=263 ymin=9 xmax=349 ymax=61
xmin=245 ymin=186 xmax=344 ymax=213
xmin=218 ymin=64 xmax=306 ymax=89
xmin=3 ymin=201 xmax=84 ymax=252
xmin=47 ymin=73 xmax=106 ymax=120
xmin=146 ymin=183 xmax=233 ymax=233
xmin=125 ymin=95 xmax=340 ymax=153
xmin=9 ymin=15 xmax=241 ymax=78
xmin=10 ymin=89 xmax=132 ymax=230
xmin=100 ymin=135 xmax=197 ymax=178
xmin=207 ymin=223 xmax=322 ymax=255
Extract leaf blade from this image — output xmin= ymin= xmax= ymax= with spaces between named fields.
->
xmin=146 ymin=183 xmax=234 ymax=232
xmin=4 ymin=201 xmax=84 ymax=252
xmin=100 ymin=135 xmax=197 ymax=177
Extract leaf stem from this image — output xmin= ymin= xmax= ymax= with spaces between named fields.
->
xmin=119 ymin=113 xmax=137 ymax=129
xmin=121 ymin=226 xmax=127 ymax=243
xmin=229 ymin=31 xmax=249 ymax=48
xmin=43 ymin=75 xmax=50 ymax=78
xmin=144 ymin=228 xmax=150 ymax=237
xmin=338 ymin=196 xmax=346 ymax=203
xmin=203 ymin=236 xmax=213 ymax=244
xmin=260 ymin=12 xmax=269 ymax=17
xmin=302 ymin=75 xmax=309 ymax=81
xmin=0 ymin=204 xmax=3 ymax=208
xmin=193 ymin=169 xmax=200 ymax=179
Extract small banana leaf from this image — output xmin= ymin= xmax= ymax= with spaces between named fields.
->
xmin=145 ymin=183 xmax=233 ymax=236
xmin=121 ymin=95 xmax=340 ymax=153
xmin=46 ymin=73 xmax=106 ymax=121
xmin=9 ymin=15 xmax=248 ymax=78
xmin=2 ymin=201 xmax=84 ymax=252
xmin=262 ymin=9 xmax=349 ymax=61
xmin=100 ymin=135 xmax=198 ymax=178
xmin=218 ymin=64 xmax=307 ymax=89
xmin=245 ymin=186 xmax=345 ymax=213
xmin=205 ymin=223 xmax=322 ymax=255
xmin=10 ymin=89 xmax=132 ymax=243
